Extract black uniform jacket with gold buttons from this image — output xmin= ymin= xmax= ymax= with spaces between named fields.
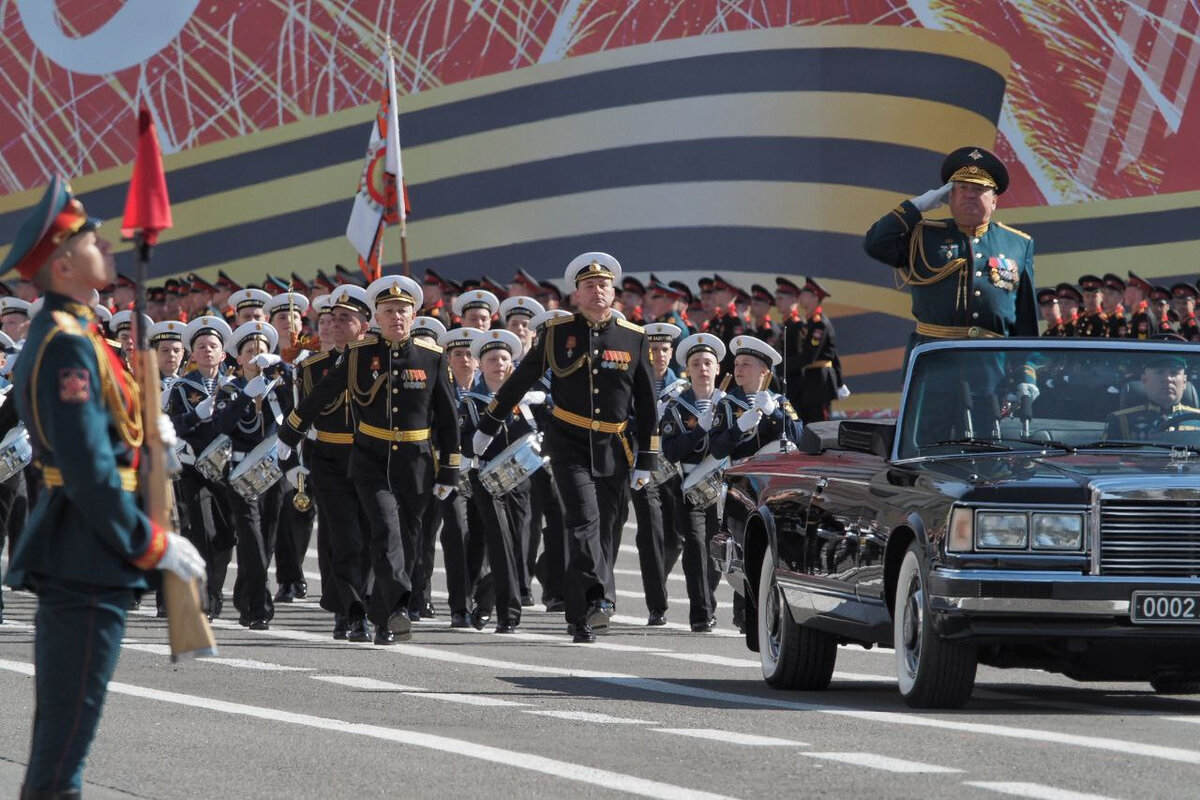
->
xmin=296 ymin=348 xmax=355 ymax=456
xmin=477 ymin=312 xmax=657 ymax=477
xmin=278 ymin=333 xmax=459 ymax=485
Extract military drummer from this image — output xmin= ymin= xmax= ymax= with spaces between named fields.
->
xmin=1 ymin=177 xmax=206 ymax=797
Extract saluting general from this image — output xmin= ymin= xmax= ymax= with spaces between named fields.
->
xmin=1 ymin=177 xmax=205 ymax=798
xmin=864 ymin=146 xmax=1038 ymax=351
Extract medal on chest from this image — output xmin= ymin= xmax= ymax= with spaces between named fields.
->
xmin=370 ymin=355 xmax=381 ymax=379
xmin=987 ymin=256 xmax=1019 ymax=291
xmin=600 ymin=349 xmax=631 ymax=370
xmin=401 ymin=368 xmax=427 ymax=389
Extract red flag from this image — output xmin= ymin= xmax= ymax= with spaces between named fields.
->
xmin=121 ymin=108 xmax=173 ymax=245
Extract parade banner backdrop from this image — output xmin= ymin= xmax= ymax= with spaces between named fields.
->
xmin=0 ymin=1 xmax=1197 ymax=407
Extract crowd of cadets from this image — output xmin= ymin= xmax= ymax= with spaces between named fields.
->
xmin=0 ymin=258 xmax=841 ymax=640
xmin=1039 ymin=272 xmax=1200 ymax=340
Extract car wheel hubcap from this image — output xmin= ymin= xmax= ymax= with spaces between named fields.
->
xmin=902 ymin=574 xmax=923 ymax=677
xmin=765 ymin=578 xmax=782 ymax=662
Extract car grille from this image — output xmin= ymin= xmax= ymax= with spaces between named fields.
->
xmin=1100 ymin=500 xmax=1200 ymax=576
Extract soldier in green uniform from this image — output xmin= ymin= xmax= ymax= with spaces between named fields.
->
xmin=2 ymin=177 xmax=205 ymax=799
xmin=1105 ymin=353 xmax=1200 ymax=440
xmin=863 ymin=145 xmax=1038 ymax=353
xmin=1075 ymin=275 xmax=1110 ymax=337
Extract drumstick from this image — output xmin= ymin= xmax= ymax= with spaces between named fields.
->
xmin=758 ymin=372 xmax=772 ymax=392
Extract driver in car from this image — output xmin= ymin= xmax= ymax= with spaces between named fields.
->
xmin=1104 ymin=353 xmax=1200 ymax=440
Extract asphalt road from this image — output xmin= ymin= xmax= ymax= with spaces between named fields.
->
xmin=4 ymin=517 xmax=1200 ymax=800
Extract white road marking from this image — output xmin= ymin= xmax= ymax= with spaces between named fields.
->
xmin=832 ymin=671 xmax=893 ymax=683
xmin=524 ymin=710 xmax=656 ymax=724
xmin=655 ymin=728 xmax=808 ymax=747
xmin=311 ymin=675 xmax=424 ymax=691
xmin=120 ymin=643 xmax=313 ymax=672
xmin=614 ymin=587 xmax=733 ymax=609
xmin=964 ymin=782 xmax=1121 ymax=800
xmin=653 ymin=652 xmax=758 ymax=668
xmin=802 ymin=752 xmax=960 ymax=773
xmin=0 ymin=658 xmax=735 ymax=800
xmin=413 ymin=692 xmax=530 ymax=708
xmin=609 ymin=614 xmax=742 ymax=638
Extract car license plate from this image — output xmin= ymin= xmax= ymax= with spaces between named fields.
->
xmin=1131 ymin=591 xmax=1200 ymax=624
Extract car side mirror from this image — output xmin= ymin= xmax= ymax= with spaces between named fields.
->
xmin=838 ymin=420 xmax=895 ymax=458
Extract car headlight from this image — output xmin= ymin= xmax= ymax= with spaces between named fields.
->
xmin=975 ymin=512 xmax=1028 ymax=549
xmin=1031 ymin=513 xmax=1084 ymax=550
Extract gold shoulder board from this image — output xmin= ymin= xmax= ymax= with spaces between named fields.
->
xmin=995 ymin=221 xmax=1033 ymax=240
xmin=50 ymin=311 xmax=84 ymax=336
xmin=414 ymin=337 xmax=443 ymax=353
xmin=616 ymin=319 xmax=645 ymax=333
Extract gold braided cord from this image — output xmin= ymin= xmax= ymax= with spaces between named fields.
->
xmin=89 ymin=334 xmax=144 ymax=449
xmin=895 ymin=222 xmax=970 ymax=311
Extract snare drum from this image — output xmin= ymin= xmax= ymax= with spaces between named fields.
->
xmin=0 ymin=424 xmax=31 ymax=483
xmin=681 ymin=454 xmax=728 ymax=509
xmin=228 ymin=437 xmax=283 ymax=502
xmin=645 ymin=458 xmax=681 ymax=489
xmin=195 ymin=434 xmax=233 ymax=483
xmin=478 ymin=434 xmax=547 ymax=497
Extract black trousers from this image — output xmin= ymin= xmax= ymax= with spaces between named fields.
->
xmin=410 ymin=492 xmax=440 ymax=613
xmin=178 ymin=467 xmax=233 ymax=617
xmin=469 ymin=476 xmax=529 ymax=626
xmin=551 ymin=457 xmax=628 ymax=625
xmin=631 ymin=476 xmax=684 ymax=614
xmin=437 ymin=491 xmax=473 ymax=615
xmin=530 ymin=466 xmax=566 ymax=603
xmin=354 ymin=474 xmax=427 ymax=629
xmin=678 ymin=495 xmax=720 ymax=625
xmin=221 ymin=482 xmax=279 ymax=623
xmin=309 ymin=447 xmax=371 ymax=617
xmin=274 ymin=484 xmax=315 ymax=589
xmin=0 ymin=470 xmax=26 ymax=618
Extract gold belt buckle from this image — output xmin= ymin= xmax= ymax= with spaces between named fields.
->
xmin=967 ymin=326 xmax=982 ymax=338
xmin=590 ymin=420 xmax=601 ymax=431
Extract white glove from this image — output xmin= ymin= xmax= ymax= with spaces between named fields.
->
xmin=521 ymin=390 xmax=547 ymax=406
xmin=837 ymin=384 xmax=851 ymax=399
xmin=156 ymin=414 xmax=177 ymax=448
xmin=696 ymin=404 xmax=716 ymax=431
xmin=195 ymin=394 xmax=215 ymax=421
xmin=251 ymin=353 xmax=283 ymax=370
xmin=157 ymin=533 xmax=206 ymax=582
xmin=277 ymin=441 xmax=293 ymax=461
xmin=737 ymin=408 xmax=763 ymax=433
xmin=1016 ymin=382 xmax=1040 ymax=403
xmin=472 ymin=430 xmax=493 ymax=456
xmin=217 ymin=371 xmax=236 ymax=388
xmin=244 ymin=375 xmax=270 ymax=398
xmin=630 ymin=469 xmax=651 ymax=491
xmin=432 ymin=483 xmax=454 ymax=501
xmin=285 ymin=464 xmax=308 ymax=488
xmin=909 ymin=181 xmax=953 ymax=212
xmin=752 ymin=390 xmax=778 ymax=416
xmin=1106 ymin=385 xmax=1120 ymax=395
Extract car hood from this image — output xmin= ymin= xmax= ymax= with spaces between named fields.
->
xmin=902 ymin=451 xmax=1200 ymax=503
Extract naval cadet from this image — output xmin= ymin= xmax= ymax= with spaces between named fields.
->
xmin=863 ymin=146 xmax=1038 ymax=352
xmin=471 ymin=252 xmax=658 ymax=643
xmin=709 ymin=336 xmax=802 ymax=462
xmin=2 ymin=177 xmax=205 ymax=799
xmin=279 ymin=275 xmax=461 ymax=645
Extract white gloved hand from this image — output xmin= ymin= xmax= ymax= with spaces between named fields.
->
xmin=472 ymin=430 xmax=493 ymax=456
xmin=737 ymin=408 xmax=763 ymax=433
xmin=1016 ymin=382 xmax=1040 ymax=403
xmin=752 ymin=390 xmax=778 ymax=416
xmin=521 ymin=390 xmax=547 ymax=406
xmin=251 ymin=353 xmax=283 ymax=370
xmin=217 ymin=371 xmax=236 ymax=388
xmin=432 ymin=483 xmax=454 ymax=501
xmin=837 ymin=384 xmax=851 ymax=400
xmin=156 ymin=414 xmax=177 ymax=448
xmin=696 ymin=404 xmax=716 ymax=431
xmin=277 ymin=441 xmax=293 ymax=461
xmin=1107 ymin=385 xmax=1120 ymax=395
xmin=244 ymin=375 xmax=270 ymax=398
xmin=285 ymin=464 xmax=308 ymax=488
xmin=909 ymin=181 xmax=953 ymax=212
xmin=630 ymin=469 xmax=651 ymax=491
xmin=157 ymin=533 xmax=206 ymax=582
xmin=195 ymin=395 xmax=215 ymax=421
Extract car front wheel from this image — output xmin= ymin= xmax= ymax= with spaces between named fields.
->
xmin=894 ymin=543 xmax=977 ymax=708
xmin=757 ymin=548 xmax=836 ymax=690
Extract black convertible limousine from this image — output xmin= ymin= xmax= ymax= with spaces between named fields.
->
xmin=713 ymin=338 xmax=1200 ymax=708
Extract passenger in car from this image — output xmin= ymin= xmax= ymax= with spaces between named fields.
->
xmin=709 ymin=336 xmax=801 ymax=461
xmin=1104 ymin=353 xmax=1200 ymax=441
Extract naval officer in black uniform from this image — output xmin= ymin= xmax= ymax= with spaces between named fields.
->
xmin=472 ymin=252 xmax=658 ymax=643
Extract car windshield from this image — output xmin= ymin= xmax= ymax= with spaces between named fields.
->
xmin=895 ymin=343 xmax=1200 ymax=460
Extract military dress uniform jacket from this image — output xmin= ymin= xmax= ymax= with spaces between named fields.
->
xmin=166 ymin=368 xmax=230 ymax=460
xmin=1104 ymin=402 xmax=1200 ymax=440
xmin=212 ymin=372 xmax=291 ymax=454
xmin=708 ymin=386 xmax=802 ymax=461
xmin=787 ymin=310 xmax=843 ymax=407
xmin=660 ymin=387 xmax=716 ymax=468
xmin=1129 ymin=306 xmax=1153 ymax=339
xmin=1074 ymin=311 xmax=1109 ymax=338
xmin=1042 ymin=321 xmax=1071 ymax=337
xmin=296 ymin=348 xmax=355 ymax=458
xmin=863 ymin=200 xmax=1038 ymax=339
xmin=278 ymin=333 xmax=460 ymax=485
xmin=478 ymin=313 xmax=658 ymax=477
xmin=705 ymin=307 xmax=745 ymax=373
xmin=4 ymin=293 xmax=164 ymax=590
xmin=459 ymin=377 xmax=536 ymax=461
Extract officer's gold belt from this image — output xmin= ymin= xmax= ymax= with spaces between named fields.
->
xmin=552 ymin=406 xmax=628 ymax=434
xmin=358 ymin=422 xmax=430 ymax=442
xmin=43 ymin=466 xmax=138 ymax=492
xmin=915 ymin=322 xmax=1002 ymax=340
xmin=315 ymin=430 xmax=354 ymax=445
xmin=803 ymin=360 xmax=834 ymax=370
